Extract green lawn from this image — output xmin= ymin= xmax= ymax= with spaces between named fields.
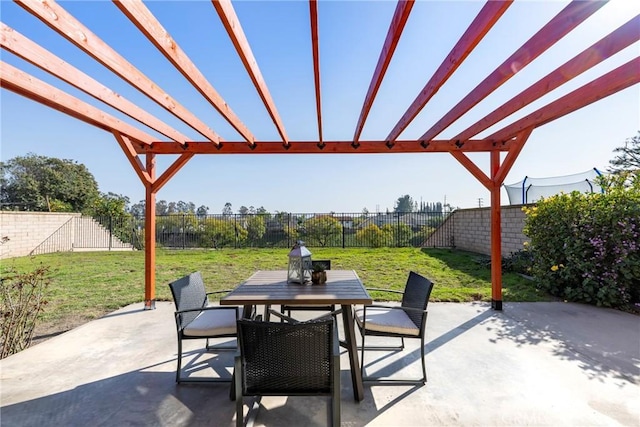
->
xmin=1 ymin=247 xmax=550 ymax=331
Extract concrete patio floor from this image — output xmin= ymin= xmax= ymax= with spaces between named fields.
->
xmin=1 ymin=301 xmax=638 ymax=426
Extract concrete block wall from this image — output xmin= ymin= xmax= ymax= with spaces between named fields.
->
xmin=0 ymin=212 xmax=80 ymax=259
xmin=423 ymin=204 xmax=531 ymax=256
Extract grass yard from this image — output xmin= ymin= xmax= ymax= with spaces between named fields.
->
xmin=1 ymin=247 xmax=550 ymax=342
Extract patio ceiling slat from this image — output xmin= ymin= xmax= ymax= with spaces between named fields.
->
xmin=212 ymin=0 xmax=290 ymax=146
xmin=16 ymin=0 xmax=221 ymax=145
xmin=417 ymin=0 xmax=606 ymax=143
xmin=385 ymin=0 xmax=511 ymax=143
xmin=353 ymin=0 xmax=414 ymax=143
xmin=0 ymin=61 xmax=157 ymax=146
xmin=309 ymin=0 xmax=323 ymax=144
xmin=453 ymin=15 xmax=640 ymax=143
xmin=114 ymin=0 xmax=256 ymax=146
xmin=487 ymin=58 xmax=640 ymax=143
xmin=0 ymin=22 xmax=189 ymax=145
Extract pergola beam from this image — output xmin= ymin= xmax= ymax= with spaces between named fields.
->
xmin=114 ymin=0 xmax=255 ymax=146
xmin=488 ymin=58 xmax=640 ymax=142
xmin=418 ymin=0 xmax=606 ymax=142
xmin=16 ymin=0 xmax=221 ymax=145
xmin=1 ymin=23 xmax=190 ymax=145
xmin=354 ymin=0 xmax=414 ymax=142
xmin=0 ymin=61 xmax=158 ymax=146
xmin=454 ymin=15 xmax=640 ymax=142
xmin=309 ymin=0 xmax=323 ymax=143
xmin=386 ymin=0 xmax=511 ymax=142
xmin=212 ymin=0 xmax=290 ymax=146
xmin=136 ymin=139 xmax=511 ymax=155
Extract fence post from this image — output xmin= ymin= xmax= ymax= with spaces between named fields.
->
xmin=182 ymin=214 xmax=186 ymax=249
xmin=109 ymin=216 xmax=113 ymax=251
xmin=342 ymin=214 xmax=345 ymax=248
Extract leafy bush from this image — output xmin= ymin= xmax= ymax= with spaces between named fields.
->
xmin=502 ymin=248 xmax=534 ymax=275
xmin=523 ymin=172 xmax=640 ymax=308
xmin=1 ymin=265 xmax=51 ymax=358
xmin=356 ymin=224 xmax=388 ymax=248
xmin=381 ymin=223 xmax=412 ymax=247
xmin=198 ymin=217 xmax=247 ymax=248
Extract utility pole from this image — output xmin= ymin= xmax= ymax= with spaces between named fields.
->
xmin=478 ymin=198 xmax=483 ymax=208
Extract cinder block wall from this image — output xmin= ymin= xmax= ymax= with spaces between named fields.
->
xmin=0 ymin=212 xmax=80 ymax=259
xmin=423 ymin=204 xmax=531 ymax=256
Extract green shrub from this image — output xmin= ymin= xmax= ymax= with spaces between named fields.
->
xmin=523 ymin=172 xmax=640 ymax=308
xmin=503 ymin=249 xmax=534 ymax=275
xmin=356 ymin=224 xmax=388 ymax=248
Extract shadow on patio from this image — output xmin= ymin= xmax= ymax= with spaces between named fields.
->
xmin=1 ymin=301 xmax=638 ymax=426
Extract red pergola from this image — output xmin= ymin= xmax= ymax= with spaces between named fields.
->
xmin=2 ymin=0 xmax=638 ymax=310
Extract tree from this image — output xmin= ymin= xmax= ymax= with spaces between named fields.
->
xmin=245 ymin=215 xmax=266 ymax=245
xmin=608 ymin=131 xmax=640 ymax=173
xmin=393 ymin=195 xmax=414 ymax=213
xmin=0 ymin=153 xmax=99 ymax=212
xmin=196 ymin=205 xmax=209 ymax=217
xmin=89 ymin=192 xmax=130 ymax=217
xmin=301 ymin=215 xmax=342 ymax=247
xmin=222 ymin=202 xmax=233 ymax=216
xmin=129 ymin=200 xmax=145 ymax=217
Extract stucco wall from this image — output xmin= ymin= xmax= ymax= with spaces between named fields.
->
xmin=0 ymin=212 xmax=133 ymax=259
xmin=0 ymin=212 xmax=80 ymax=259
xmin=423 ymin=204 xmax=531 ymax=256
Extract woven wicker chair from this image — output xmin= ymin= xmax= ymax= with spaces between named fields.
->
xmin=279 ymin=260 xmax=335 ymax=317
xmin=168 ymin=271 xmax=242 ymax=384
xmin=234 ymin=317 xmax=340 ymax=427
xmin=355 ymin=271 xmax=434 ymax=385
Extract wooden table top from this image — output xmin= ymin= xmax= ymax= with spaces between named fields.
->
xmin=220 ymin=270 xmax=372 ymax=306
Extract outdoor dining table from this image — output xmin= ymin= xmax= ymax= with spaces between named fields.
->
xmin=220 ymin=269 xmax=372 ymax=402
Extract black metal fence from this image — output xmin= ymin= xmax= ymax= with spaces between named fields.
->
xmin=91 ymin=211 xmax=454 ymax=250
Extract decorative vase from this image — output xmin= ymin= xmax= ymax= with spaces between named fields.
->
xmin=311 ymin=271 xmax=327 ymax=285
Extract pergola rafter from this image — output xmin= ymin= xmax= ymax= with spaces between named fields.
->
xmin=114 ymin=0 xmax=255 ymax=146
xmin=354 ymin=0 xmax=414 ymax=143
xmin=1 ymin=0 xmax=637 ymax=311
xmin=454 ymin=14 xmax=640 ymax=143
xmin=309 ymin=0 xmax=323 ymax=144
xmin=1 ymin=23 xmax=191 ymax=144
xmin=418 ymin=0 xmax=606 ymax=143
xmin=212 ymin=0 xmax=289 ymax=147
xmin=385 ymin=0 xmax=512 ymax=143
xmin=16 ymin=0 xmax=221 ymax=145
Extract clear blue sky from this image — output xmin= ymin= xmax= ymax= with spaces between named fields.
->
xmin=1 ymin=0 xmax=638 ymax=214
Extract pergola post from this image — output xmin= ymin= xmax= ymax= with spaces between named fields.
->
xmin=144 ymin=154 xmax=156 ymax=310
xmin=490 ymin=150 xmax=502 ymax=310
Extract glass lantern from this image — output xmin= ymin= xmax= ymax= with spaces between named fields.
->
xmin=287 ymin=241 xmax=313 ymax=284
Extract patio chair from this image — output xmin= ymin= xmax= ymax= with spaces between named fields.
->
xmin=280 ymin=260 xmax=335 ymax=317
xmin=234 ymin=315 xmax=340 ymax=427
xmin=355 ymin=271 xmax=434 ymax=385
xmin=168 ymin=271 xmax=243 ymax=384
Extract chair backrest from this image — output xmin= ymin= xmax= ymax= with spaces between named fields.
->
xmin=237 ymin=318 xmax=335 ymax=394
xmin=168 ymin=271 xmax=208 ymax=329
xmin=312 ymin=259 xmax=331 ymax=270
xmin=401 ymin=271 xmax=434 ymax=329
